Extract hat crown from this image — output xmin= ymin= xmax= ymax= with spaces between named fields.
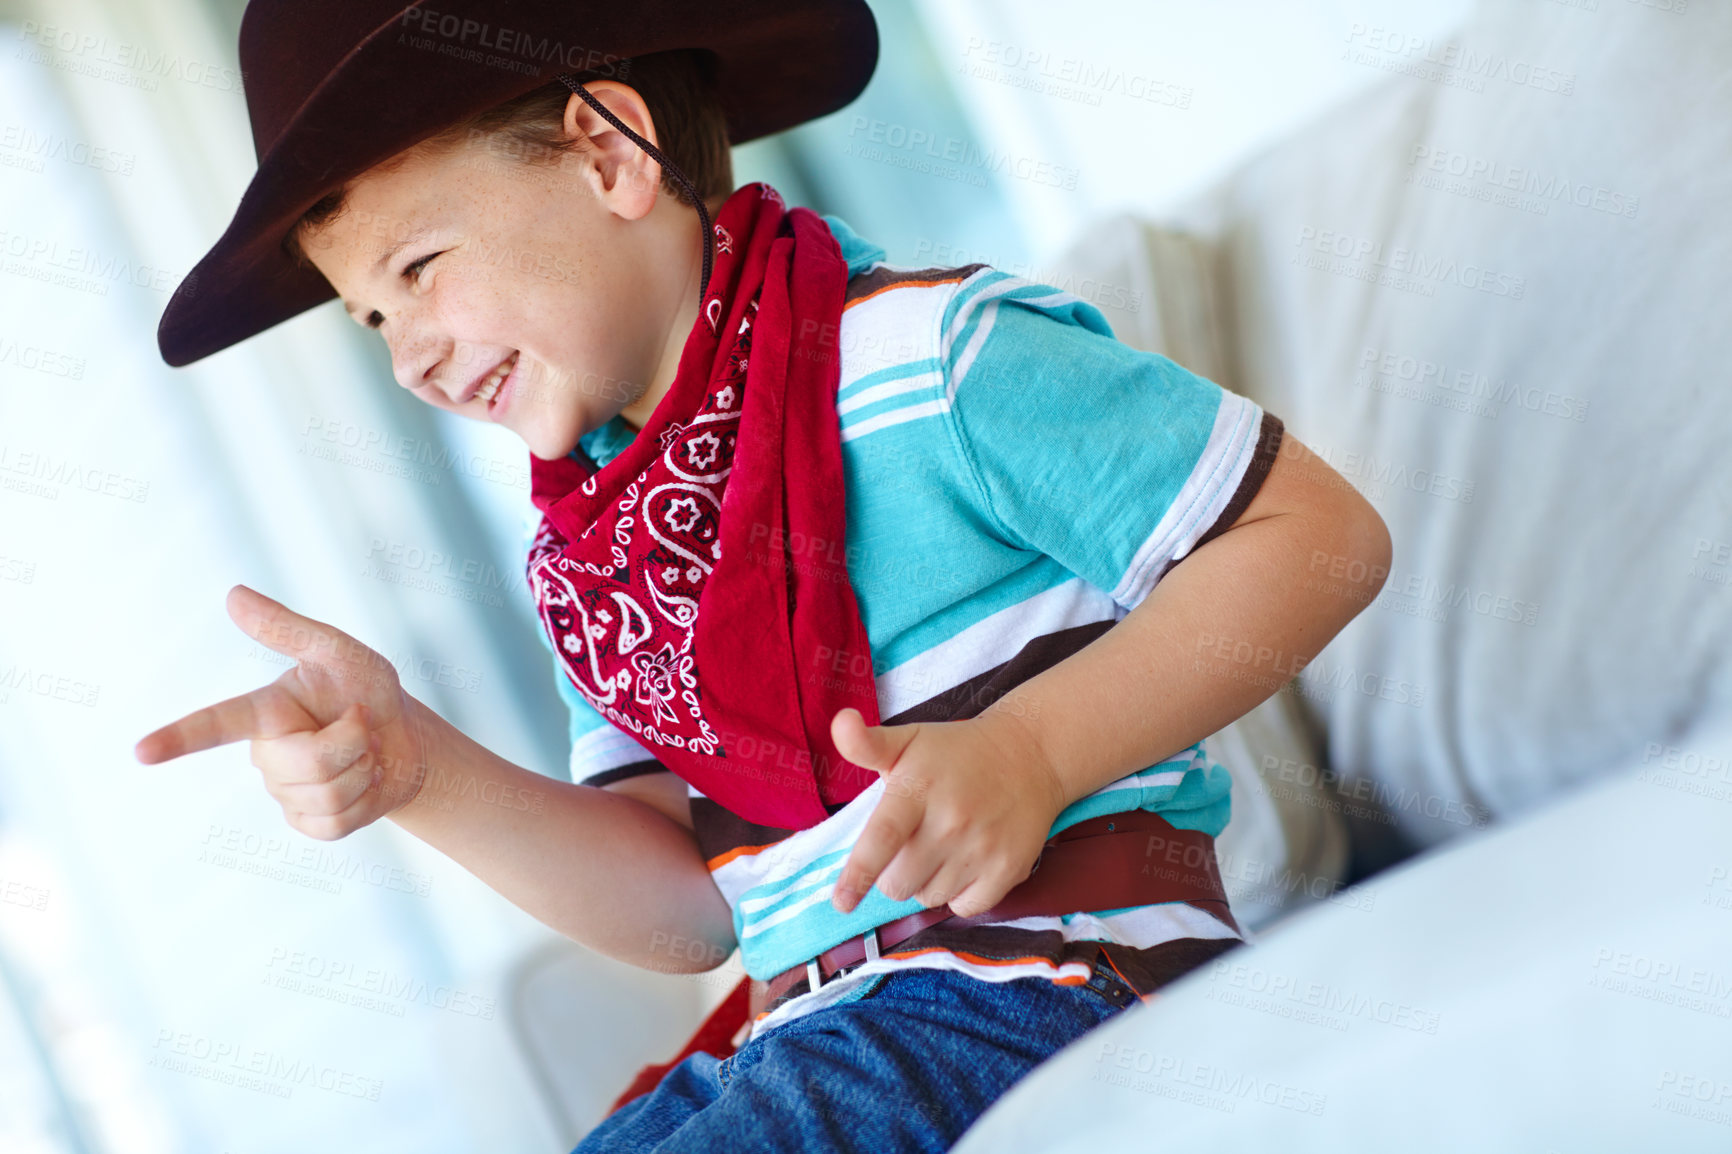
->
xmin=240 ymin=0 xmax=412 ymax=164
xmin=160 ymin=0 xmax=879 ymax=367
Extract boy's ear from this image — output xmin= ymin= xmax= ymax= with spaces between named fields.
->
xmin=562 ymin=80 xmax=663 ymax=222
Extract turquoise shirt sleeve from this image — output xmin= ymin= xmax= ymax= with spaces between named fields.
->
xmin=937 ymin=270 xmax=1268 ymax=612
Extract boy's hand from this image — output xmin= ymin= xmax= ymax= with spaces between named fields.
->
xmin=828 ymin=706 xmax=1069 ymax=918
xmin=134 ymin=584 xmax=430 ymax=840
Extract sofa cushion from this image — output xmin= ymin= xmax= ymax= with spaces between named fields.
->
xmin=1084 ymin=0 xmax=1732 ymax=854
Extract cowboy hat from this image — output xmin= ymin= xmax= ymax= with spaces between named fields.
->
xmin=155 ymin=0 xmax=879 ymax=368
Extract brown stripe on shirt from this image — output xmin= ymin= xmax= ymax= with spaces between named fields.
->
xmin=1153 ymin=411 xmax=1286 ymax=586
xmin=843 ymin=262 xmax=990 ymax=310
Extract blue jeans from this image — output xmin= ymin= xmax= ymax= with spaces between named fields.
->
xmin=571 ymin=954 xmax=1142 ymax=1154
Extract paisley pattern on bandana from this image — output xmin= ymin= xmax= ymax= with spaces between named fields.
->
xmin=524 ymin=182 xmax=880 ymax=831
xmin=526 ymin=300 xmax=757 ymax=756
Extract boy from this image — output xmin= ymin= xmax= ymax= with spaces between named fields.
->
xmin=137 ymin=3 xmax=1391 ymax=1150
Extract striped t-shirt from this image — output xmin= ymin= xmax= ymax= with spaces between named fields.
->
xmin=530 ymin=213 xmax=1284 ymax=1041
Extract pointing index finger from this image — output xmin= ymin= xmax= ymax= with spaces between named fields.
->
xmin=134 ymin=681 xmax=310 ymax=765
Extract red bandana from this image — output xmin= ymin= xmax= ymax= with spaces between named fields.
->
xmin=526 ymin=182 xmax=881 ymax=831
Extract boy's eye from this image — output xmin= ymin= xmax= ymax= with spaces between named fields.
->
xmin=362 ymin=252 xmax=443 ymax=329
xmin=402 ymin=251 xmax=440 ymax=282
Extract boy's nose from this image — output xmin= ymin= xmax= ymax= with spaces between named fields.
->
xmin=389 ymin=334 xmax=450 ymax=399
xmin=391 ymin=354 xmax=435 ymax=396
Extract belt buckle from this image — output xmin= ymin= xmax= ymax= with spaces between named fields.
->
xmin=805 ymin=927 xmax=881 ymax=993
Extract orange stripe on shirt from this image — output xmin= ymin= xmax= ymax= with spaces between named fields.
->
xmin=882 ymin=945 xmax=1093 ymax=982
xmin=705 ymin=841 xmax=781 ymax=871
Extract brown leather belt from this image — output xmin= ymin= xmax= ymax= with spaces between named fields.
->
xmin=757 ymin=808 xmax=1238 ymax=1010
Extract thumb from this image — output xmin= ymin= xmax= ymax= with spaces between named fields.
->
xmin=830 ymin=707 xmax=915 ymax=776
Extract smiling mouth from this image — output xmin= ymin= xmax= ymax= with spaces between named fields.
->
xmin=474 ymin=351 xmax=518 ymax=407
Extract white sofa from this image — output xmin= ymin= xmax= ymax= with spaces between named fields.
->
xmin=953 ymin=0 xmax=1732 ymax=1148
xmin=1054 ymin=0 xmax=1732 ymax=863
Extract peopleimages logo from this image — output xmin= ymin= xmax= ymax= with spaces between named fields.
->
xmin=1406 ymin=145 xmax=1640 ymax=221
xmin=844 ymin=117 xmax=1080 ymax=190
xmin=1341 ymin=23 xmax=1576 ymax=96
xmin=1355 ymin=345 xmax=1591 ymax=424
xmin=1293 ymin=227 xmax=1526 ymax=300
xmin=13 ymin=21 xmax=247 ymax=95
xmin=1092 ymin=1041 xmax=1328 ymax=1116
xmin=396 ymin=8 xmax=629 ymax=76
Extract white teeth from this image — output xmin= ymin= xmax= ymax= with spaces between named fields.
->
xmin=475 ymin=352 xmax=517 ymax=404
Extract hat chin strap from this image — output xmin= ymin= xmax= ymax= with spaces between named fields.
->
xmin=556 ymin=74 xmax=715 ymax=300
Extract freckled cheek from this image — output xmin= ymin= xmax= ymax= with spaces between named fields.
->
xmin=434 ymin=276 xmax=509 ymax=332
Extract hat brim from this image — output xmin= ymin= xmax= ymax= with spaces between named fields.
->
xmin=157 ymin=0 xmax=878 ymax=367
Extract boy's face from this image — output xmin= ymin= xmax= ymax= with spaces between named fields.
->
xmin=298 ymin=87 xmax=698 ymax=461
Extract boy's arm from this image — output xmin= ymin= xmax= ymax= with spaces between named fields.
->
xmin=830 ymin=433 xmax=1390 ymax=916
xmin=386 ymin=705 xmax=733 ymax=972
xmin=972 ymin=431 xmax=1391 ymax=809
xmin=133 ymin=585 xmax=734 ymax=975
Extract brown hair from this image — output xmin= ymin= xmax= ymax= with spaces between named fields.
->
xmin=282 ymin=48 xmax=734 ymax=270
